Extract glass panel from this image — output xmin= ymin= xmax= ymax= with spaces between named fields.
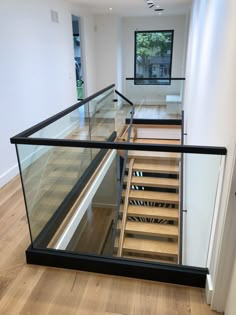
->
xmin=16 ymin=140 xmax=223 ymax=269
xmin=29 ymin=86 xmax=116 ymax=141
xmin=182 ymin=153 xmax=223 ymax=268
xmin=30 ymin=102 xmax=91 ymax=141
xmin=126 ymin=79 xmax=184 ymax=119
xmin=115 ymin=92 xmax=134 ymax=138
xmin=89 ymin=88 xmax=115 ymax=141
xmin=65 ymin=152 xmax=119 ymax=255
xmin=17 ymin=144 xmax=93 ymax=244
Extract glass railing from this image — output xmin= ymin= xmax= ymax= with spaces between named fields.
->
xmin=12 ymin=85 xmax=133 ymax=246
xmin=13 ymin=141 xmax=225 ymax=269
xmin=11 ymin=83 xmax=227 ymax=286
xmin=28 ymin=85 xmax=117 ymax=142
xmin=126 ymin=78 xmax=185 ymax=119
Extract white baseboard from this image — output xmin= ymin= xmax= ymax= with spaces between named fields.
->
xmin=0 ymin=119 xmax=79 ymax=189
xmin=205 ymin=274 xmax=213 ymax=305
xmin=0 ymin=164 xmax=19 ymax=188
xmin=133 ymin=100 xmax=166 ymax=106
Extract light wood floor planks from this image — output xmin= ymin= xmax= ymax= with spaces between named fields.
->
xmin=0 ymin=176 xmax=222 ymax=314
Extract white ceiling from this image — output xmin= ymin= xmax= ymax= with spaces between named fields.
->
xmin=70 ymin=0 xmax=192 ymax=16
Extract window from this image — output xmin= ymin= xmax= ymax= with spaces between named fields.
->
xmin=134 ymin=30 xmax=174 ymax=85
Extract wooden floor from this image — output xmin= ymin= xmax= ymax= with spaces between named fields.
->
xmin=0 ymin=176 xmax=222 ymax=314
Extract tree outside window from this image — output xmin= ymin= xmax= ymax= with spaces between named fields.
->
xmin=135 ymin=30 xmax=174 ymax=85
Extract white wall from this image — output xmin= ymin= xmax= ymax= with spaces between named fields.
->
xmin=184 ymin=0 xmax=236 ymax=311
xmin=122 ymin=15 xmax=188 ymax=98
xmin=225 ymin=250 xmax=236 ymax=315
xmin=0 ymin=0 xmax=76 ymax=187
xmin=94 ymin=15 xmax=122 ymax=91
xmin=0 ymin=0 xmax=98 ymax=188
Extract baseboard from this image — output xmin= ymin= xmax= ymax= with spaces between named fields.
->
xmin=133 ymin=101 xmax=166 ymax=106
xmin=1 ymin=120 xmax=79 ymax=189
xmin=205 ymin=274 xmax=213 ymax=304
xmin=0 ymin=164 xmax=19 ymax=188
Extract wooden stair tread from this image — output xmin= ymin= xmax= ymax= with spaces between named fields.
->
xmin=125 ymin=176 xmax=179 ymax=188
xmin=118 ymin=220 xmax=178 ymax=238
xmin=132 ymin=124 xmax=181 ymax=129
xmin=120 ymin=205 xmax=179 ymax=220
xmin=134 ymin=139 xmax=181 ymax=145
xmin=125 ymin=221 xmax=178 ymax=238
xmin=130 ymin=161 xmax=179 ymax=174
xmin=122 ymin=237 xmax=178 ymax=257
xmin=122 ymin=190 xmax=179 ymax=204
xmin=128 ymin=151 xmax=180 ymax=161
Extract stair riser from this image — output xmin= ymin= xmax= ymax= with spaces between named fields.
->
xmin=130 ymin=182 xmax=179 ymax=189
xmin=123 ymin=213 xmax=179 ymax=221
xmin=122 ymin=248 xmax=178 ymax=258
xmin=127 ymin=196 xmax=179 ymax=204
xmin=132 ymin=168 xmax=179 ymax=175
xmin=128 ymin=156 xmax=180 ymax=162
xmin=124 ymin=230 xmax=178 ymax=239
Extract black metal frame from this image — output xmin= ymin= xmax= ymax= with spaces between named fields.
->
xmin=134 ymin=30 xmax=174 ymax=85
xmin=126 ymin=77 xmax=185 ymax=81
xmin=26 ymin=246 xmax=208 ymax=288
xmin=126 ymin=118 xmax=182 ymax=125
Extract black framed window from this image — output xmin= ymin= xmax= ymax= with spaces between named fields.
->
xmin=134 ymin=30 xmax=174 ymax=85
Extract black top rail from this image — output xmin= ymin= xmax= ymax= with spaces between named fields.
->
xmin=115 ymin=89 xmax=134 ymax=106
xmin=11 ymin=84 xmax=115 ymax=139
xmin=126 ymin=77 xmax=185 ymax=81
xmin=10 ymin=137 xmax=227 ymax=156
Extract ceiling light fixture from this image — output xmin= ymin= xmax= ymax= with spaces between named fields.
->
xmin=145 ymin=0 xmax=164 ymax=13
xmin=109 ymin=7 xmax=113 ymax=11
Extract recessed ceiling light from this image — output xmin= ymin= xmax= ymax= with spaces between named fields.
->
xmin=156 ymin=4 xmax=160 ymax=8
xmin=159 ymin=12 xmax=162 ymax=15
xmin=109 ymin=7 xmax=113 ymax=11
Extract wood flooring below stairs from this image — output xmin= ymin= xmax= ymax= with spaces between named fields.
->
xmin=115 ymin=124 xmax=181 ymax=264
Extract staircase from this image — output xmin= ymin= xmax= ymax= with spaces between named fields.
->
xmin=115 ymin=123 xmax=181 ymax=264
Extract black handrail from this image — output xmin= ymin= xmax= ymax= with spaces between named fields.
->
xmin=126 ymin=77 xmax=185 ymax=81
xmin=11 ymin=84 xmax=115 ymax=138
xmin=115 ymin=89 xmax=134 ymax=106
xmin=10 ymin=137 xmax=227 ymax=156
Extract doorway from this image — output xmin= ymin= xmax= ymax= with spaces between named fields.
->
xmin=72 ymin=15 xmax=84 ymax=101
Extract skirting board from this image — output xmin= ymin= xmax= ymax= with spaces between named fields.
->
xmin=133 ymin=101 xmax=166 ymax=106
xmin=0 ymin=164 xmax=19 ymax=188
xmin=205 ymin=274 xmax=213 ymax=304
